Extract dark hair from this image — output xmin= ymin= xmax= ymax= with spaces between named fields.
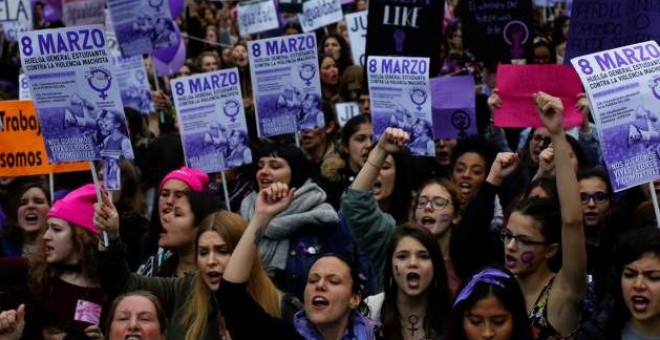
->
xmin=313 ymin=253 xmax=368 ymax=314
xmin=577 ymin=167 xmax=613 ymax=196
xmin=341 ymin=114 xmax=372 ymax=151
xmin=1 ymin=181 xmax=50 ymax=252
xmin=255 ymin=143 xmax=311 ymax=188
xmin=388 ymin=151 xmax=414 ymax=224
xmin=188 ymin=191 xmax=224 ymax=226
xmin=320 ymin=34 xmax=353 ymax=73
xmin=451 ymin=267 xmax=532 ymax=340
xmin=523 ymin=176 xmax=558 ymax=203
xmin=105 ymin=291 xmax=168 ymax=335
xmin=608 ymin=227 xmax=660 ymax=336
xmin=527 ymin=36 xmax=557 ymax=64
xmin=513 ymin=197 xmax=562 ymax=269
xmin=451 ymin=136 xmax=498 ymax=174
xmin=382 ymin=224 xmax=450 ymax=339
xmin=551 ymin=15 xmax=570 ymax=45
xmin=565 ymin=134 xmax=591 ymax=170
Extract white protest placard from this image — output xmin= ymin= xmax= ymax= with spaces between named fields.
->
xmin=107 ymin=0 xmax=178 ymax=57
xmin=62 ymin=0 xmax=105 ymax=27
xmin=238 ymin=0 xmax=279 ymax=36
xmin=18 ymin=74 xmax=30 ymax=100
xmin=113 ymin=55 xmax=155 ymax=115
xmin=0 ymin=0 xmax=32 ymax=42
xmin=171 ymin=68 xmax=252 ymax=173
xmin=345 ymin=11 xmax=366 ymax=67
xmin=248 ymin=33 xmax=323 ymax=137
xmin=18 ymin=24 xmax=134 ymax=163
xmin=299 ymin=0 xmax=343 ymax=33
xmin=335 ymin=102 xmax=360 ymax=127
xmin=368 ymin=56 xmax=434 ymax=157
xmin=571 ymin=40 xmax=660 ymax=192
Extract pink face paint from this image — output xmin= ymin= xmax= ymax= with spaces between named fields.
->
xmin=521 ymin=251 xmax=535 ymax=267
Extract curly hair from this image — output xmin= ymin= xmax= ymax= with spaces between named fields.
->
xmin=27 ymin=224 xmax=100 ymax=299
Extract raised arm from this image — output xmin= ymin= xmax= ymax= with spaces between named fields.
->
xmin=350 ymin=127 xmax=409 ymax=192
xmin=223 ymin=182 xmax=295 ymax=284
xmin=535 ymin=91 xmax=587 ymax=335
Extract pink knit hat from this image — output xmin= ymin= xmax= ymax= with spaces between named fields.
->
xmin=159 ymin=167 xmax=209 ymax=192
xmin=47 ymin=184 xmax=98 ymax=235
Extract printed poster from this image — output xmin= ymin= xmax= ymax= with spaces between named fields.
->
xmin=18 ymin=24 xmax=134 ymax=163
xmin=171 ymin=68 xmax=253 ymax=173
xmin=113 ymin=55 xmax=155 ymax=115
xmin=565 ymin=0 xmax=660 ymax=65
xmin=299 ymin=0 xmax=343 ymax=33
xmin=345 ymin=11 xmax=367 ymax=67
xmin=335 ymin=102 xmax=360 ymax=127
xmin=460 ymin=0 xmax=533 ymax=62
xmin=238 ymin=0 xmax=279 ymax=36
xmin=19 ymin=74 xmax=31 ymax=100
xmin=0 ymin=100 xmax=90 ymax=177
xmin=571 ymin=40 xmax=660 ymax=191
xmin=0 ymin=0 xmax=32 ymax=42
xmin=107 ymin=0 xmax=178 ymax=57
xmin=248 ymin=33 xmax=323 ymax=137
xmin=62 ymin=0 xmax=105 ymax=27
xmin=365 ymin=0 xmax=444 ymax=76
xmin=430 ymin=75 xmax=476 ymax=139
xmin=367 ymin=56 xmax=434 ymax=157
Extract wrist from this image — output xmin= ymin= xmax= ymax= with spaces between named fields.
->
xmin=486 ymin=174 xmax=503 ymax=186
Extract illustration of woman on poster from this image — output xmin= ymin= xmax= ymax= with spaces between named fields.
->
xmin=298 ymin=93 xmax=324 ymax=130
xmin=226 ymin=129 xmax=252 ymax=168
xmin=97 ymin=109 xmax=134 ymax=160
xmin=408 ymin=118 xmax=434 ymax=156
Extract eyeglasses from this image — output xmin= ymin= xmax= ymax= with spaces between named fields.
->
xmin=499 ymin=229 xmax=547 ymax=247
xmin=531 ymin=135 xmax=551 ymax=146
xmin=580 ymin=191 xmax=609 ymax=204
xmin=416 ymin=196 xmax=451 ymax=210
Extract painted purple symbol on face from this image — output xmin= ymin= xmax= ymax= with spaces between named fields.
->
xmin=521 ymin=251 xmax=535 ymax=268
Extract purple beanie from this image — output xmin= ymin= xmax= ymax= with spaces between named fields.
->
xmin=47 ymin=184 xmax=98 ymax=235
xmin=159 ymin=167 xmax=209 ymax=192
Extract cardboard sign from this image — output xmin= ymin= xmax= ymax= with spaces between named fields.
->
xmin=0 ymin=101 xmax=90 ymax=176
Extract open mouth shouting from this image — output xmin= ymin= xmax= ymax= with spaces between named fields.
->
xmin=310 ymin=296 xmax=330 ymax=310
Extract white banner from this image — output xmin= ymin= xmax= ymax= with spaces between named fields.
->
xmin=345 ymin=11 xmax=367 ymax=67
xmin=299 ymin=0 xmax=343 ymax=33
xmin=238 ymin=0 xmax=279 ymax=36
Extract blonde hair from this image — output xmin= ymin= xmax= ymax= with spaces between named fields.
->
xmin=183 ymin=211 xmax=283 ymax=340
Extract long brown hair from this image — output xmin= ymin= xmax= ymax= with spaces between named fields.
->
xmin=27 ymin=223 xmax=99 ymax=298
xmin=1 ymin=181 xmax=50 ymax=252
xmin=182 ymin=211 xmax=283 ymax=340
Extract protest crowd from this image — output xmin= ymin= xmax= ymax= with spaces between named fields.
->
xmin=0 ymin=0 xmax=659 ymax=339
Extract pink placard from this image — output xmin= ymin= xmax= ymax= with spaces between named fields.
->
xmin=494 ymin=64 xmax=584 ymax=128
xmin=74 ymin=299 xmax=102 ymax=325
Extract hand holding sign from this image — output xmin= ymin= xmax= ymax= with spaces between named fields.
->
xmin=534 ymin=91 xmax=564 ymax=135
xmin=93 ymin=188 xmax=120 ymax=245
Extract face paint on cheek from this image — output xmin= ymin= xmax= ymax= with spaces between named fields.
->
xmin=394 ymin=265 xmax=399 ymax=275
xmin=521 ymin=251 xmax=535 ymax=267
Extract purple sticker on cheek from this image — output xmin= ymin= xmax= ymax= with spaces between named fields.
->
xmin=521 ymin=251 xmax=535 ymax=267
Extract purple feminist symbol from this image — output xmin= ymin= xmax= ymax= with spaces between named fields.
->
xmin=394 ymin=29 xmax=406 ymax=53
xmin=503 ymin=21 xmax=529 ymax=59
xmin=223 ymin=100 xmax=241 ymax=122
xmin=650 ymin=77 xmax=660 ymax=100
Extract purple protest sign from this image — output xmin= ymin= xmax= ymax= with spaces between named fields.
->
xmin=430 ymin=75 xmax=476 ymax=139
xmin=565 ymin=0 xmax=660 ymax=65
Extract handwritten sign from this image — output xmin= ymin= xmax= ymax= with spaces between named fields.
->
xmin=299 ymin=0 xmax=343 ymax=32
xmin=238 ymin=0 xmax=279 ymax=36
xmin=460 ymin=0 xmax=533 ymax=62
xmin=345 ymin=11 xmax=367 ymax=67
